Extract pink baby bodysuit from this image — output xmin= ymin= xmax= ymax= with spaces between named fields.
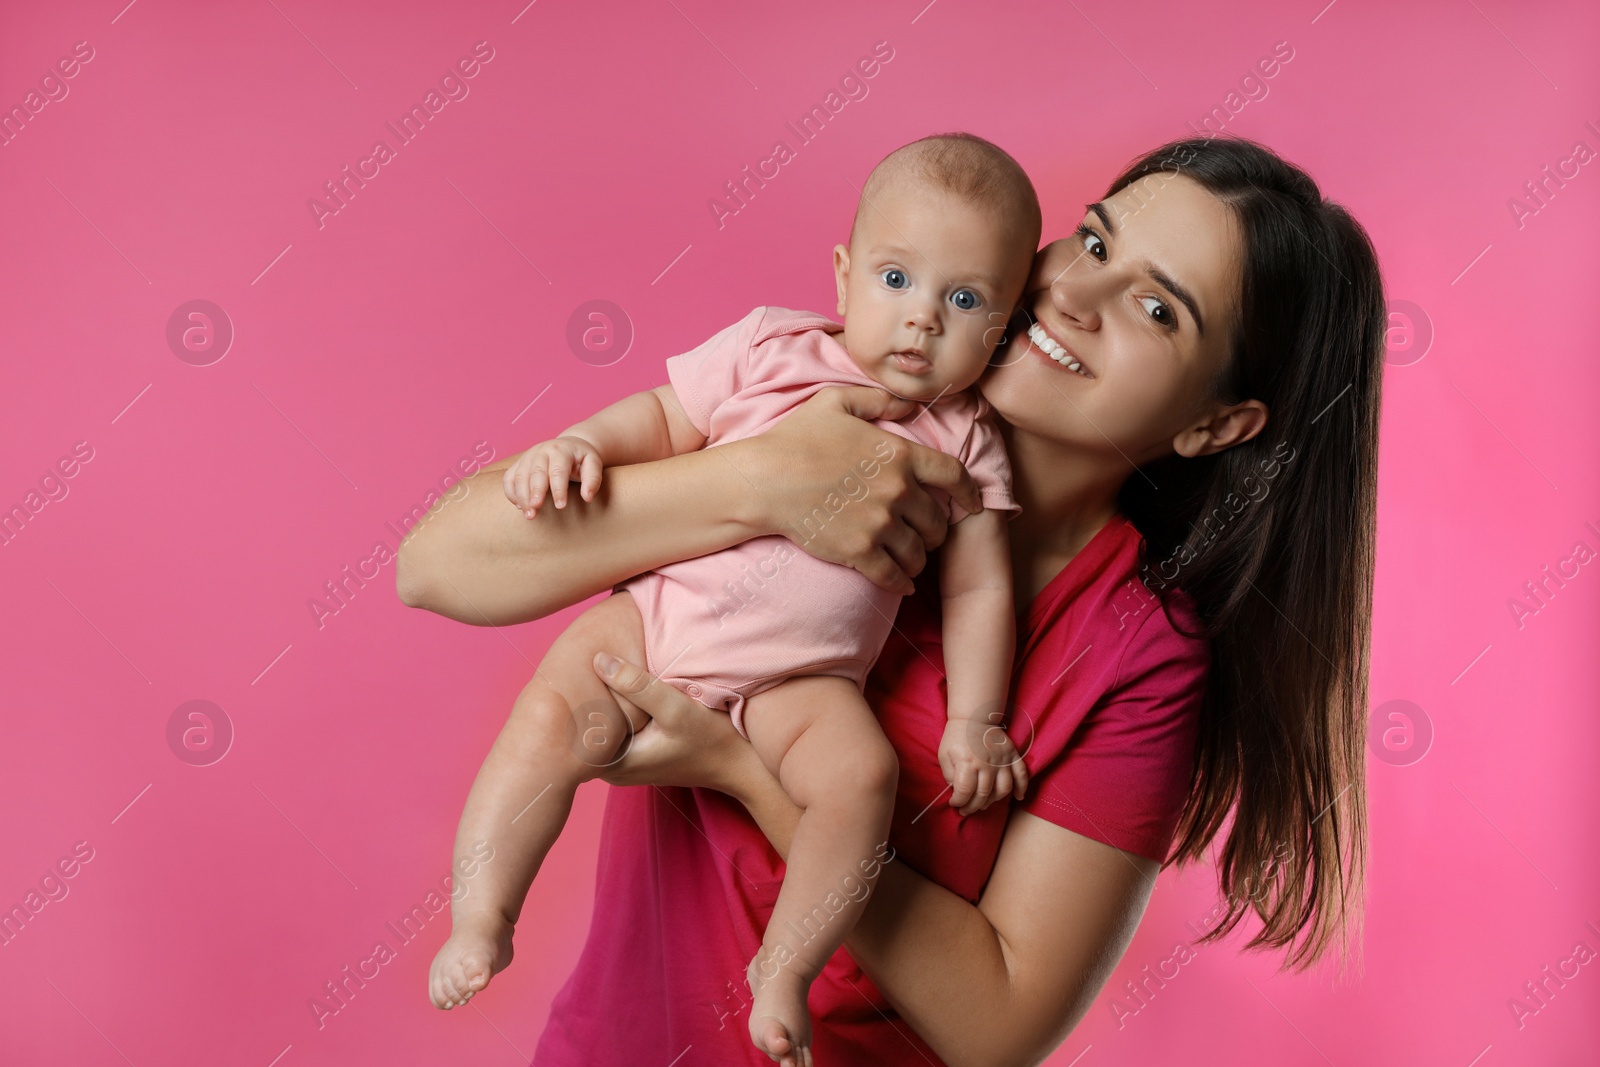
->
xmin=617 ymin=305 xmax=1018 ymax=739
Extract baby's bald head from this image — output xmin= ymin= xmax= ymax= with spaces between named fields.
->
xmin=831 ymin=134 xmax=1042 ymax=402
xmin=849 ymin=133 xmax=1041 ymax=265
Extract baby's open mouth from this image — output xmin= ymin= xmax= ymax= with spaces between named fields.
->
xmin=890 ymin=350 xmax=931 ymax=374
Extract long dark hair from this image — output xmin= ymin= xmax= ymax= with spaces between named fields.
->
xmin=1116 ymin=137 xmax=1385 ymax=973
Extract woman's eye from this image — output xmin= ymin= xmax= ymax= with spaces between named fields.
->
xmin=1139 ymin=295 xmax=1176 ymax=329
xmin=881 ymin=268 xmax=908 ymax=289
xmin=950 ymin=288 xmax=981 ymax=311
xmin=1078 ymin=226 xmax=1107 ymax=262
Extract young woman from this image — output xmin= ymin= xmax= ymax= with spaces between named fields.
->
xmin=397 ymin=136 xmax=1386 ymax=1067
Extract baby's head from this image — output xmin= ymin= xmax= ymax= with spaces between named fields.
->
xmin=833 ymin=133 xmax=1041 ymax=402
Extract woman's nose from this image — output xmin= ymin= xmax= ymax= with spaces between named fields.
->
xmin=1051 ymin=273 xmax=1102 ymax=332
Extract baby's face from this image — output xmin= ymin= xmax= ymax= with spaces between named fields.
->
xmin=833 ymin=182 xmax=1030 ymax=402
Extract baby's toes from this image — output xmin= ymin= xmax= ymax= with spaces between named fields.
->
xmin=438 ymin=959 xmax=486 ymax=1011
xmin=752 ymin=1014 xmax=794 ymax=1059
xmin=452 ymin=952 xmax=493 ymax=997
xmin=431 ymin=967 xmax=464 ymax=1010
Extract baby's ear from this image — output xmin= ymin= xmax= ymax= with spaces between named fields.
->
xmin=832 ymin=244 xmax=850 ymax=317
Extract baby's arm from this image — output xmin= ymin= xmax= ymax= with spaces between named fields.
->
xmin=936 ymin=507 xmax=1029 ymax=816
xmin=505 ymin=385 xmax=706 ymax=516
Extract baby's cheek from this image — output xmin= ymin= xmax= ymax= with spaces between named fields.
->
xmin=942 ymin=343 xmax=991 ymax=391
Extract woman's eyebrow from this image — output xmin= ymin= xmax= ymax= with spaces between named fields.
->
xmin=1148 ymin=267 xmax=1205 ymax=335
xmin=1086 ymin=201 xmax=1205 ymax=335
xmin=1087 ymin=201 xmax=1118 ymax=235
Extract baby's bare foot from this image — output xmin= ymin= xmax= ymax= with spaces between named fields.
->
xmin=746 ymin=955 xmax=814 ymax=1067
xmin=429 ymin=913 xmax=514 ymax=1009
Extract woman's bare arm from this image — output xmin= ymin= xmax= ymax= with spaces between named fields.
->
xmin=847 ymin=814 xmax=1155 ymax=1067
xmin=596 ymin=655 xmax=1156 ymax=1067
xmin=397 ymin=448 xmax=755 ymax=624
xmin=396 ymin=386 xmax=982 ymax=624
xmin=733 ymin=758 xmax=1150 ymax=1067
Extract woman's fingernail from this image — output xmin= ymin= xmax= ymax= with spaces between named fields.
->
xmin=594 ymin=652 xmax=620 ymax=678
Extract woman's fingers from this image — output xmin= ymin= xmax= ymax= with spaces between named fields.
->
xmin=895 ymin=487 xmax=953 ymax=558
xmin=876 ymin=519 xmax=929 ymax=584
xmin=591 ymin=652 xmax=664 ymax=718
xmin=822 ymin=384 xmax=919 ymax=422
xmin=856 ymin=547 xmax=914 ymax=596
xmin=904 ymin=440 xmax=982 ymax=520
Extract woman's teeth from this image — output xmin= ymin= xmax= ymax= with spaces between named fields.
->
xmin=1027 ymin=323 xmax=1090 ymax=377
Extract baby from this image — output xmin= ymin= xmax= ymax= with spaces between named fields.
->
xmin=428 ymin=132 xmax=1042 ymax=1063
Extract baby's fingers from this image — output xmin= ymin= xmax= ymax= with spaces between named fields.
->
xmin=503 ymin=465 xmax=523 ymax=508
xmin=1011 ymin=752 xmax=1029 ymax=801
xmin=960 ymin=768 xmax=995 ymax=816
xmin=947 ymin=762 xmax=976 ymax=811
xmin=578 ymin=451 xmax=603 ymax=502
xmin=513 ymin=460 xmax=542 ymax=515
xmin=547 ymin=451 xmax=574 ymax=508
xmin=526 ymin=463 xmax=552 ymax=514
xmin=991 ymin=765 xmax=1014 ymax=806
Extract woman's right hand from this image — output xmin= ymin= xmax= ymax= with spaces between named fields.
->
xmin=590 ymin=652 xmax=771 ymax=799
xmin=727 ymin=386 xmax=982 ymax=595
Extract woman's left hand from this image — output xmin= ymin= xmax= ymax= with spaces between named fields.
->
xmin=589 ymin=651 xmax=765 ymax=796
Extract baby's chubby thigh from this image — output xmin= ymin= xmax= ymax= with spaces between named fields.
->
xmin=742 ymin=677 xmax=899 ymax=815
xmin=518 ymin=590 xmax=650 ymax=773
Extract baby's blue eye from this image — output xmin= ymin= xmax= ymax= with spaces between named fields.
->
xmin=951 ymin=288 xmax=981 ymax=311
xmin=881 ymin=268 xmax=908 ymax=290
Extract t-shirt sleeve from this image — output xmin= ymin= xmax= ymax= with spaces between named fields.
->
xmin=1018 ymin=603 xmax=1209 ymax=863
xmin=951 ymin=407 xmax=1020 ymax=524
xmin=663 ymin=307 xmax=769 ymax=437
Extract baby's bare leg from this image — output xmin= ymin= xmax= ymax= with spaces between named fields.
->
xmin=429 ymin=590 xmax=649 ymax=1009
xmin=740 ymin=677 xmax=899 ymax=1064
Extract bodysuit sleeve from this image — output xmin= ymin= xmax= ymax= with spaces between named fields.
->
xmin=662 ymin=307 xmax=770 ymax=437
xmin=950 ymin=402 xmax=1021 ymax=524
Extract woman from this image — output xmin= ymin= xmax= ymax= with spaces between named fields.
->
xmin=397 ymin=136 xmax=1386 ymax=1066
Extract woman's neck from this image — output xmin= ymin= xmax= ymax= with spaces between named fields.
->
xmin=1000 ymin=420 xmax=1126 ymax=602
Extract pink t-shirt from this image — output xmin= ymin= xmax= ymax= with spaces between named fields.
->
xmin=618 ymin=305 xmax=1018 ymax=737
xmin=533 ymin=514 xmax=1210 ymax=1065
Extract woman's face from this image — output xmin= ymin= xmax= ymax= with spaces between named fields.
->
xmin=981 ymin=173 xmax=1247 ymax=467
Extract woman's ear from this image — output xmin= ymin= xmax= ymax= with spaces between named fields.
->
xmin=1173 ymin=398 xmax=1269 ymax=458
xmin=833 ymin=244 xmax=851 ymax=317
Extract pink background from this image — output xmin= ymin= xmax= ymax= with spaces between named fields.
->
xmin=2 ymin=0 xmax=1597 ymax=1063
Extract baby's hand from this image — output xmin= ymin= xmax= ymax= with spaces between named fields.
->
xmin=503 ymin=436 xmax=604 ymax=517
xmin=939 ymin=716 xmax=1029 ymax=817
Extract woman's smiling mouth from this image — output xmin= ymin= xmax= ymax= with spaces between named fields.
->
xmin=1026 ymin=323 xmax=1092 ymax=378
